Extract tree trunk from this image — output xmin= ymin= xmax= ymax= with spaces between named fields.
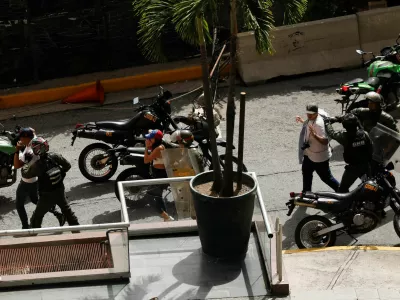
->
xmin=221 ymin=0 xmax=237 ymax=197
xmin=196 ymin=16 xmax=223 ymax=193
xmin=236 ymin=92 xmax=246 ymax=191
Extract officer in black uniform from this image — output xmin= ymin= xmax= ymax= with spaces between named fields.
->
xmin=348 ymin=91 xmax=398 ymax=133
xmin=324 ymin=113 xmax=373 ymax=193
xmin=22 ymin=137 xmax=80 ymax=230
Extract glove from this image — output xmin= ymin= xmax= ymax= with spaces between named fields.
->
xmin=334 ymin=116 xmax=344 ymax=123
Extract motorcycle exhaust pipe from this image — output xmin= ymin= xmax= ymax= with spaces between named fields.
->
xmin=294 ymin=198 xmax=317 ymax=208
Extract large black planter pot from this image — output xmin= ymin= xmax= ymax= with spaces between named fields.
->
xmin=190 ymin=171 xmax=257 ymax=260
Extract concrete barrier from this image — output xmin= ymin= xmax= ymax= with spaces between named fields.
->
xmin=237 ymin=15 xmax=362 ymax=85
xmin=356 ymin=6 xmax=400 ymax=54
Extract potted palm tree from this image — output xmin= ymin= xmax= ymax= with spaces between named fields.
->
xmin=133 ymin=0 xmax=307 ymax=260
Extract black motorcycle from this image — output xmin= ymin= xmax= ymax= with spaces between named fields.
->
xmin=173 ymin=108 xmax=246 ymax=172
xmin=71 ymin=87 xmax=178 ymax=182
xmin=112 ymin=139 xmax=196 ymax=201
xmin=286 ymin=162 xmax=400 ymax=249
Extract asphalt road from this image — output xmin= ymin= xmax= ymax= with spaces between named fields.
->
xmin=1 ymin=67 xmax=400 ymax=249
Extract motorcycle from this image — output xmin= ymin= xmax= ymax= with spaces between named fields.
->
xmin=335 ymin=34 xmax=400 ymax=115
xmin=286 ymin=124 xmax=400 ymax=249
xmin=71 ymin=86 xmax=178 ymax=182
xmin=0 ymin=124 xmax=22 ymax=188
xmin=172 ymin=93 xmax=245 ymax=171
xmin=112 ymin=138 xmax=197 ymax=201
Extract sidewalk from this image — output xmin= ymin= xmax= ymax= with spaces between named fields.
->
xmin=0 ymin=79 xmax=203 ymax=121
xmin=284 ymin=246 xmax=400 ymax=300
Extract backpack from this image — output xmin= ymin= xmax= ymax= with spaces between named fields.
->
xmin=40 ymin=154 xmax=65 ymax=191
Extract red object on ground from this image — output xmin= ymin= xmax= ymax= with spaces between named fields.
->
xmin=62 ymin=80 xmax=105 ymax=104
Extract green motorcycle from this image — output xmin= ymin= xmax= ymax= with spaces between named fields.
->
xmin=0 ymin=124 xmax=21 ymax=188
xmin=335 ymin=35 xmax=400 ymax=115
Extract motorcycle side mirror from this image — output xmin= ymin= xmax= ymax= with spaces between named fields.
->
xmin=397 ymin=33 xmax=400 ymax=45
xmin=133 ymin=97 xmax=139 ymax=105
xmin=356 ymin=49 xmax=364 ymax=55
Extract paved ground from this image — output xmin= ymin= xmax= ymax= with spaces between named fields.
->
xmin=1 ymin=67 xmax=400 ymax=249
xmin=285 ymin=247 xmax=400 ymax=300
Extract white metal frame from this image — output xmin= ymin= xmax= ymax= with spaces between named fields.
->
xmin=0 ymin=172 xmax=283 ymax=285
xmin=0 ymin=189 xmax=130 ymax=236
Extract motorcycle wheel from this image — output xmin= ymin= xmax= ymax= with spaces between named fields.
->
xmin=78 ymin=143 xmax=118 ymax=183
xmin=393 ymin=212 xmax=400 ymax=238
xmin=114 ymin=168 xmax=147 ymax=201
xmin=295 ymin=215 xmax=336 ymax=249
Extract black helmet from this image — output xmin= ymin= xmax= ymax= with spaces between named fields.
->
xmin=342 ymin=113 xmax=359 ymax=132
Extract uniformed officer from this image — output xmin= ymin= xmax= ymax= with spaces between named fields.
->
xmin=349 ymin=91 xmax=398 ymax=132
xmin=14 ymin=128 xmax=65 ymax=229
xmin=324 ymin=113 xmax=373 ymax=192
xmin=22 ymin=137 xmax=80 ymax=230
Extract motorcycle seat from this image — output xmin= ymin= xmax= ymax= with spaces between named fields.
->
xmin=316 ymin=184 xmax=362 ymax=201
xmin=346 ymin=78 xmax=364 ymax=85
xmin=365 ymin=77 xmax=380 ymax=87
xmin=96 ymin=117 xmax=135 ymax=130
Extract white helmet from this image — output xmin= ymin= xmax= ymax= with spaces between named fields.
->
xmin=366 ymin=91 xmax=383 ymax=103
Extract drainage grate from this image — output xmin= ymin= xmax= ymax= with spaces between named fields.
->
xmin=0 ymin=242 xmax=113 ymax=276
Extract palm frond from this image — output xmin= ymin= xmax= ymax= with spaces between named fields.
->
xmin=279 ymin=0 xmax=308 ymax=25
xmin=132 ymin=0 xmax=153 ymax=17
xmin=172 ymin=0 xmax=213 ymax=46
xmin=240 ymin=0 xmax=275 ymax=54
xmin=134 ymin=0 xmax=174 ymax=62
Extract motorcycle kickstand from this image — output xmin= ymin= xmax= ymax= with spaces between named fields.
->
xmin=347 ymin=231 xmax=359 ymax=244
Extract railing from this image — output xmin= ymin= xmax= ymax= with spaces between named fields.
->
xmin=116 ymin=172 xmax=285 ymax=291
xmin=251 ymin=173 xmax=286 ymax=294
xmin=0 ymin=171 xmax=285 ymax=293
xmin=0 ymin=190 xmax=130 ymax=237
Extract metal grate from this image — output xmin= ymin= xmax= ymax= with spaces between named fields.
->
xmin=0 ymin=242 xmax=113 ymax=276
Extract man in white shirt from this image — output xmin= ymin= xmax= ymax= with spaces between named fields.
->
xmin=296 ymin=104 xmax=339 ymax=192
xmin=13 ymin=128 xmax=65 ymax=229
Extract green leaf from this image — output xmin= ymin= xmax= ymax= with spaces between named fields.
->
xmin=133 ymin=0 xmax=174 ymax=62
xmin=239 ymin=0 xmax=275 ymax=54
xmin=172 ymin=0 xmax=214 ymax=46
xmin=279 ymin=0 xmax=308 ymax=25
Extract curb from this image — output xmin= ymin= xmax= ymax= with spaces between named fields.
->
xmin=0 ymin=65 xmax=230 ymax=110
xmin=283 ymin=245 xmax=400 ymax=254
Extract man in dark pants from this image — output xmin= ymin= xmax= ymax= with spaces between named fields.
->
xmin=13 ymin=128 xmax=65 ymax=229
xmin=349 ymin=91 xmax=398 ymax=133
xmin=22 ymin=137 xmax=80 ymax=231
xmin=296 ymin=103 xmax=339 ymax=192
xmin=324 ymin=114 xmax=373 ymax=192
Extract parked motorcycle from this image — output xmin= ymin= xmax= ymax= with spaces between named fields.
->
xmin=0 ymin=124 xmax=22 ymax=188
xmin=113 ymin=139 xmax=195 ymax=201
xmin=71 ymin=87 xmax=178 ymax=182
xmin=335 ymin=34 xmax=400 ymax=114
xmin=286 ymin=124 xmax=400 ymax=249
xmin=173 ymin=95 xmax=245 ymax=171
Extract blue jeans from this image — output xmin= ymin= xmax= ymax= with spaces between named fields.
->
xmin=302 ymin=156 xmax=339 ymax=193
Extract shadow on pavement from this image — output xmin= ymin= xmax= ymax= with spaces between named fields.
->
xmin=66 ymin=181 xmax=115 ymax=202
xmin=282 ymin=206 xmax=310 ymax=249
xmin=0 ymin=195 xmax=16 ymax=221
